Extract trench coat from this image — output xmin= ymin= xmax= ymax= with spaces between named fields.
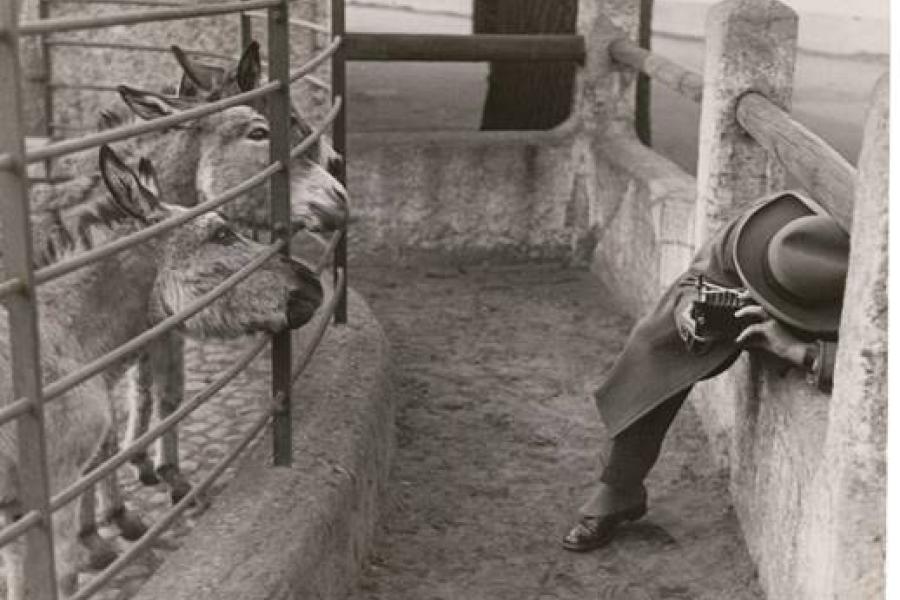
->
xmin=595 ymin=211 xmax=836 ymax=438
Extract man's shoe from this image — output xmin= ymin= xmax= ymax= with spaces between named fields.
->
xmin=561 ymin=502 xmax=647 ymax=552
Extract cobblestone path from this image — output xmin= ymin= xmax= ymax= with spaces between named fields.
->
xmin=87 ymin=336 xmax=273 ymax=599
xmin=349 ymin=262 xmax=764 ymax=600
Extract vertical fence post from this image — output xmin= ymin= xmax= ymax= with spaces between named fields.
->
xmin=38 ymin=0 xmax=55 ymax=181
xmin=694 ymin=0 xmax=797 ymax=243
xmin=240 ymin=4 xmax=252 ymax=53
xmin=268 ymin=0 xmax=293 ymax=466
xmin=331 ymin=0 xmax=348 ymax=324
xmin=0 ymin=3 xmax=59 ymax=598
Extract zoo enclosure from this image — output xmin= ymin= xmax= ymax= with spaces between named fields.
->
xmin=0 ymin=0 xmax=347 ymax=597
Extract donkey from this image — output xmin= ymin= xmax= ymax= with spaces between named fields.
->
xmin=1 ymin=145 xmax=323 ymax=599
xmin=27 ymin=90 xmax=348 ymax=564
xmin=93 ymin=40 xmax=341 ymax=174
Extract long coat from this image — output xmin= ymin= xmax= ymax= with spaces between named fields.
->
xmin=595 ymin=204 xmax=839 ymax=437
xmin=595 ymin=216 xmax=748 ymax=437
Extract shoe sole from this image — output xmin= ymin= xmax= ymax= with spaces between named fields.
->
xmin=560 ymin=504 xmax=648 ymax=552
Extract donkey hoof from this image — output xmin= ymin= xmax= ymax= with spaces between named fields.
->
xmin=106 ymin=507 xmax=148 ymax=541
xmin=170 ymin=480 xmax=193 ymax=506
xmin=79 ymin=531 xmax=118 ymax=571
xmin=131 ymin=454 xmax=161 ymax=486
xmin=58 ymin=571 xmax=79 ymax=596
xmin=136 ymin=463 xmax=161 ymax=486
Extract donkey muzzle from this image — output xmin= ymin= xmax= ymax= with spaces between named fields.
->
xmin=285 ymin=258 xmax=323 ymax=329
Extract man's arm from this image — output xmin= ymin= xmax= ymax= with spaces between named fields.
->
xmin=734 ymin=305 xmax=836 ymax=393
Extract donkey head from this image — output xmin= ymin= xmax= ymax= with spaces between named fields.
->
xmin=170 ymin=40 xmax=343 ymax=174
xmin=98 ymin=145 xmax=323 ymax=337
xmin=117 ymin=85 xmax=348 ymax=234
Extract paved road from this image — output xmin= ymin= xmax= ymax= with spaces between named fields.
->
xmin=349 ymin=262 xmax=764 ymax=600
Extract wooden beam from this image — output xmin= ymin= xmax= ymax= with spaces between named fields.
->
xmin=609 ymin=38 xmax=703 ymax=104
xmin=736 ymin=91 xmax=856 ymax=231
xmin=344 ymin=33 xmax=585 ymax=63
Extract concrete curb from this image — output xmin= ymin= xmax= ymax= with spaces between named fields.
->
xmin=132 ymin=287 xmax=394 ymax=600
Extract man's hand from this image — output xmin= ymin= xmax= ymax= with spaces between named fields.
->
xmin=734 ymin=305 xmax=810 ymax=367
xmin=674 ymin=295 xmax=717 ymax=354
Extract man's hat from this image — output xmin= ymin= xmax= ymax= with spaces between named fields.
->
xmin=733 ymin=191 xmax=850 ymax=340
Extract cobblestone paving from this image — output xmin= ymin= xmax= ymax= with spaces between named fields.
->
xmin=86 ymin=336 xmax=273 ymax=600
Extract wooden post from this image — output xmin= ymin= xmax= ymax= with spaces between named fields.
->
xmin=694 ymin=0 xmax=798 ymax=244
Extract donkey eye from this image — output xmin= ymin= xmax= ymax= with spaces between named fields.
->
xmin=247 ymin=127 xmax=269 ymax=141
xmin=211 ymin=226 xmax=239 ymax=245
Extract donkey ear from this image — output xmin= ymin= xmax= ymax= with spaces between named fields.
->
xmin=236 ymin=40 xmax=262 ymax=92
xmin=137 ymin=157 xmax=162 ymax=200
xmin=118 ymin=85 xmax=181 ymax=121
xmin=99 ymin=146 xmax=159 ymax=222
xmin=171 ymin=45 xmax=225 ymax=94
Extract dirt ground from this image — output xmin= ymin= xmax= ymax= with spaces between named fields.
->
xmin=348 ymin=261 xmax=764 ymax=600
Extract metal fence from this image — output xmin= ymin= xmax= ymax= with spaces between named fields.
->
xmin=0 ymin=0 xmax=347 ymax=596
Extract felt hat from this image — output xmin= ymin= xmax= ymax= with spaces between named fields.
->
xmin=733 ymin=191 xmax=850 ymax=339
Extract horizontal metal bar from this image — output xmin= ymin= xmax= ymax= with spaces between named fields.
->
xmin=291 ymin=266 xmax=344 ymax=384
xmin=736 ymin=91 xmax=856 ymax=232
xmin=245 ymin=10 xmax=329 ymax=34
xmin=290 ymin=36 xmax=342 ymax=83
xmin=289 ymin=96 xmax=342 ymax=160
xmin=50 ymin=335 xmax=269 ymax=511
xmin=49 ymin=82 xmax=119 ymax=93
xmin=51 ymin=0 xmax=185 ymax=5
xmin=0 ymin=277 xmax=25 ymax=297
xmin=18 ymin=0 xmax=280 ymax=36
xmin=68 ymin=408 xmax=271 ymax=600
xmin=13 ymin=82 xmax=279 ymax=167
xmin=0 ymin=510 xmax=42 ymax=549
xmin=312 ymin=228 xmax=344 ymax=275
xmin=345 ymin=32 xmax=586 ymax=63
xmin=608 ymin=37 xmax=703 ymax=104
xmin=45 ymin=39 xmax=236 ymax=63
xmin=42 ymin=239 xmax=286 ymax=402
xmin=299 ymin=73 xmax=331 ymax=92
xmin=0 ymin=396 xmax=33 ymax=429
xmin=32 ymin=162 xmax=280 ymax=287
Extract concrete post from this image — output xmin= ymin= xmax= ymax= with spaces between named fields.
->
xmin=689 ymin=0 xmax=798 ymax=465
xmin=798 ymin=73 xmax=888 ymax=600
xmin=571 ymin=0 xmax=639 ymax=136
xmin=694 ymin=0 xmax=798 ymax=243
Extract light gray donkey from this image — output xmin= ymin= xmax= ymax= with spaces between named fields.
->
xmin=29 ymin=87 xmax=348 ymax=568
xmin=104 ymin=42 xmax=344 ymax=512
xmin=2 ymin=145 xmax=323 ymax=599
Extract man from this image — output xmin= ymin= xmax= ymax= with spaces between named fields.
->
xmin=563 ymin=190 xmax=849 ymax=552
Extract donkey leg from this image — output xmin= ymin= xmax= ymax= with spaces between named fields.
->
xmin=2 ymin=540 xmax=24 ymax=600
xmin=152 ymin=334 xmax=195 ymax=505
xmin=94 ymin=425 xmax=148 ymax=541
xmin=125 ymin=354 xmax=160 ymax=486
xmin=77 ymin=484 xmax=117 ymax=570
xmin=77 ymin=435 xmax=122 ymax=569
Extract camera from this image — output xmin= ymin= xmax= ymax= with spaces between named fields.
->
xmin=690 ymin=276 xmax=756 ymax=339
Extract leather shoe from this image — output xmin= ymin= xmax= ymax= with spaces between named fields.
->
xmin=561 ymin=502 xmax=647 ymax=552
